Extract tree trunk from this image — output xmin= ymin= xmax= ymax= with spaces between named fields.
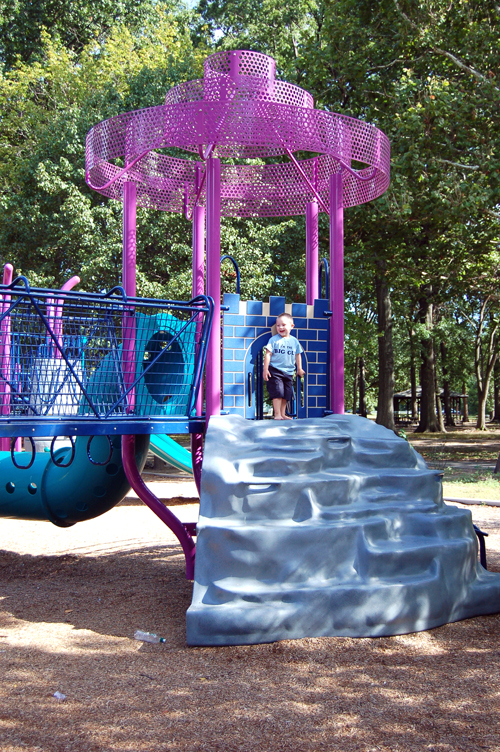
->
xmin=477 ymin=383 xmax=492 ymax=430
xmin=462 ymin=381 xmax=469 ymax=423
xmin=493 ymin=359 xmax=500 ymax=421
xmin=359 ymin=357 xmax=367 ymax=418
xmin=375 ymin=263 xmax=396 ymax=431
xmin=440 ymin=341 xmax=455 ymax=426
xmin=434 ymin=361 xmax=446 ymax=432
xmin=477 ymin=364 xmax=497 ymax=430
xmin=415 ymin=290 xmax=442 ymax=433
xmin=352 ymin=356 xmax=359 ymax=415
xmin=410 ymin=356 xmax=418 ymax=421
xmin=474 ymin=305 xmax=498 ymax=430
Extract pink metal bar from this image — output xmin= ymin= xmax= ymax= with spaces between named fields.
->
xmin=187 ymin=165 xmax=207 ymax=221
xmin=52 ymin=276 xmax=80 ymax=359
xmin=191 ymin=190 xmax=206 ymax=494
xmin=121 ymin=434 xmax=196 ymax=579
xmin=192 ymin=214 xmax=205 ymax=299
xmin=285 ymin=149 xmax=330 ymax=214
xmin=122 ymin=181 xmax=137 ymax=415
xmin=2 ymin=264 xmax=13 ymax=285
xmin=123 ymin=182 xmax=137 ymax=299
xmin=205 ymin=156 xmax=221 ymax=420
xmin=329 ymin=173 xmax=344 ymax=414
xmin=306 ymin=201 xmax=319 ymax=305
xmin=0 ymin=264 xmax=13 ymax=451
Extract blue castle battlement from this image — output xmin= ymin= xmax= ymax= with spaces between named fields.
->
xmin=222 ymin=294 xmax=330 ymax=419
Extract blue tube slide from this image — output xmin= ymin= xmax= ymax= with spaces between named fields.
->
xmin=0 ymin=435 xmax=150 ymax=527
xmin=86 ymin=311 xmax=197 ymax=476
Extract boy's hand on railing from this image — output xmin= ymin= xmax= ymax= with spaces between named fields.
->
xmin=297 ymin=367 xmax=305 ymax=378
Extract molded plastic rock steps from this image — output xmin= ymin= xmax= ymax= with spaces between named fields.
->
xmin=187 ymin=414 xmax=500 ymax=646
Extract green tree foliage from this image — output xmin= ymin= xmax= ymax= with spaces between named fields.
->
xmin=299 ymin=0 xmax=500 ymax=428
xmin=194 ymin=0 xmax=317 ymax=80
xmin=194 ymin=0 xmax=500 ymax=425
xmin=1 ymin=0 xmax=500 ymax=428
xmin=0 ymin=4 xmax=305 ymax=303
xmin=0 ymin=0 xmax=159 ymax=68
xmin=0 ymin=9 xmax=208 ymax=292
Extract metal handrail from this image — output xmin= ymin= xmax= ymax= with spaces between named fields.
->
xmin=318 ymin=258 xmax=329 ymax=299
xmin=220 ymin=255 xmax=241 ymax=295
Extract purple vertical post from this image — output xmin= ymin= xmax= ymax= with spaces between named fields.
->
xmin=329 ymin=172 xmax=344 ymax=414
xmin=122 ymin=181 xmax=137 ymax=413
xmin=0 ymin=264 xmax=13 ymax=451
xmin=192 ymin=166 xmax=206 ymax=302
xmin=123 ymin=182 xmax=137 ymax=299
xmin=305 ymin=200 xmax=319 ymax=305
xmin=120 ymin=181 xmax=196 ymax=580
xmin=205 ymin=156 xmax=221 ymax=420
xmin=191 ymin=173 xmax=206 ymax=491
xmin=52 ymin=276 xmax=80 ymax=359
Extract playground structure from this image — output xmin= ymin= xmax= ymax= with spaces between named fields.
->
xmin=0 ymin=279 xmax=211 ymax=540
xmin=2 ymin=49 xmax=499 ymax=645
xmin=85 ymin=48 xmax=391 ymax=419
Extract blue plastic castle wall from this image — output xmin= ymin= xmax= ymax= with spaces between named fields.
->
xmin=222 ymin=293 xmax=330 ymax=419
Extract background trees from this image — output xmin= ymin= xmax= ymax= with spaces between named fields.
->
xmin=299 ymin=0 xmax=500 ymax=430
xmin=0 ymin=0 xmax=498 ymax=429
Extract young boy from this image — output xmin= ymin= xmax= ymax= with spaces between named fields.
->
xmin=263 ymin=313 xmax=305 ymax=420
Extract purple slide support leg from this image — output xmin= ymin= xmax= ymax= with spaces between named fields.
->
xmin=121 ymin=181 xmax=196 ymax=578
xmin=122 ymin=434 xmax=196 ymax=579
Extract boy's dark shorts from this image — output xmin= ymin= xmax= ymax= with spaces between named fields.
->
xmin=266 ymin=365 xmax=295 ymax=401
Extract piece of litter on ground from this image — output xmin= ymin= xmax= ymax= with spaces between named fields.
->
xmin=53 ymin=691 xmax=66 ymax=701
xmin=134 ymin=629 xmax=166 ymax=644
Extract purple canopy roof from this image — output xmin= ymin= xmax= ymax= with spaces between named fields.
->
xmin=86 ymin=50 xmax=390 ymax=217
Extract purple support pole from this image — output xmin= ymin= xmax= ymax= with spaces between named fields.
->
xmin=123 ymin=182 xmax=137 ymax=299
xmin=191 ymin=198 xmax=205 ymax=494
xmin=122 ymin=435 xmax=196 ymax=579
xmin=52 ymin=276 xmax=80 ymax=359
xmin=122 ymin=181 xmax=137 ymax=414
xmin=120 ymin=183 xmax=197 ymax=579
xmin=0 ymin=264 xmax=13 ymax=452
xmin=205 ymin=156 xmax=221 ymax=420
xmin=192 ymin=210 xmax=205 ymax=300
xmin=329 ymin=173 xmax=344 ymax=414
xmin=306 ymin=201 xmax=319 ymax=305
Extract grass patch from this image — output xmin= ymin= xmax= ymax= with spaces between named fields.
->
xmin=418 ymin=450 xmax=498 ymax=462
xmin=443 ymin=478 xmax=500 ymax=501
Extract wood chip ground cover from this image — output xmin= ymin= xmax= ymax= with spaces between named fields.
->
xmin=1 ymin=469 xmax=500 ymax=751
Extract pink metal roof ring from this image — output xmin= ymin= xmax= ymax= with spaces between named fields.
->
xmin=85 ymin=49 xmax=390 ymax=217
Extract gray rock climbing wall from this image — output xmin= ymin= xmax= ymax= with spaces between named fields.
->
xmin=187 ymin=414 xmax=500 ymax=646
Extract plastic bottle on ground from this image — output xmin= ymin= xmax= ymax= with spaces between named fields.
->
xmin=134 ymin=629 xmax=166 ymax=644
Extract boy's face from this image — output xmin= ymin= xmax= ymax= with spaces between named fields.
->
xmin=276 ymin=316 xmax=294 ymax=337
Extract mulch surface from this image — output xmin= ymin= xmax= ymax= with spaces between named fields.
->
xmin=1 ymin=478 xmax=500 ymax=751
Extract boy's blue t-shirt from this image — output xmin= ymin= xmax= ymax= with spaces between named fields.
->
xmin=265 ymin=334 xmax=303 ymax=376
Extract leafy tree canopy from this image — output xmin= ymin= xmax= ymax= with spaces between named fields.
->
xmin=0 ymin=0 xmax=172 ymax=69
